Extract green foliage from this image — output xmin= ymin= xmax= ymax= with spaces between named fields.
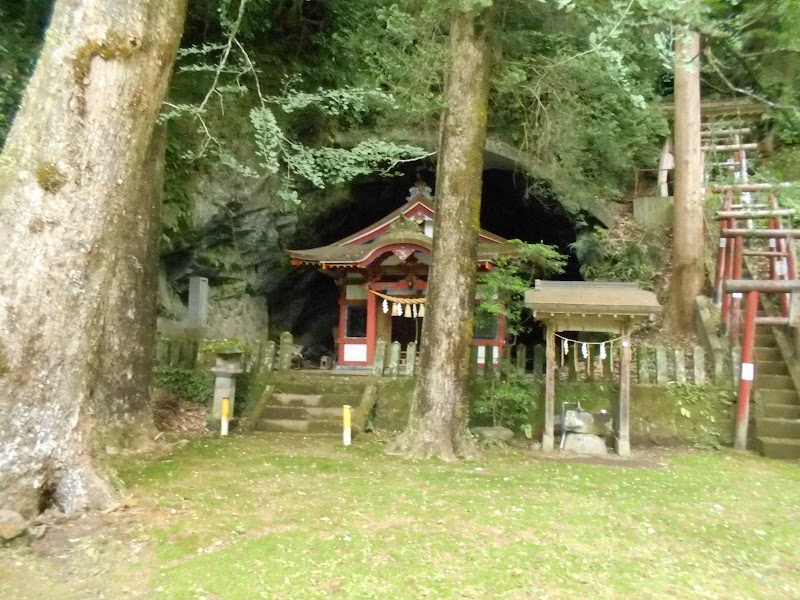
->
xmin=476 ymin=240 xmax=567 ymax=338
xmin=0 ymin=8 xmax=43 ymax=148
xmin=473 ymin=365 xmax=534 ymax=437
xmin=668 ymin=383 xmax=734 ymax=450
xmin=322 ymin=0 xmax=670 ymax=207
xmin=570 ymin=225 xmax=666 ymax=289
xmin=167 ymin=8 xmax=428 ymax=210
xmin=154 ymin=366 xmax=214 ymax=405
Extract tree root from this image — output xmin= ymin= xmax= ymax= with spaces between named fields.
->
xmin=385 ymin=426 xmax=478 ymax=462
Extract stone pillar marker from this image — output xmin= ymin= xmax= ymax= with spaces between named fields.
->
xmin=211 ymin=352 xmax=244 ymax=420
xmin=278 ymin=331 xmax=293 ymax=371
xmin=261 ymin=341 xmax=277 ymax=373
xmin=387 ymin=341 xmax=401 ymax=376
xmin=655 ymin=347 xmax=668 ymax=384
xmin=187 ymin=276 xmax=209 ymax=329
xmin=693 ymin=346 xmax=705 ymax=384
xmin=405 ymin=342 xmax=417 ymax=376
xmin=637 ymin=346 xmax=651 ymax=384
xmin=373 ymin=338 xmax=387 ymax=376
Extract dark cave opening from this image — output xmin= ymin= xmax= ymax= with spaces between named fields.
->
xmin=270 ymin=162 xmax=592 ymax=350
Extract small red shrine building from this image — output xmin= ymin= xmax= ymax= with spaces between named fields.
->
xmin=287 ymin=182 xmax=516 ymax=368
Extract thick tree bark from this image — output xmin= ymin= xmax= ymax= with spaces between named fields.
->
xmin=0 ymin=0 xmax=187 ymax=517
xmin=665 ymin=31 xmax=704 ymax=333
xmin=387 ymin=9 xmax=491 ymax=461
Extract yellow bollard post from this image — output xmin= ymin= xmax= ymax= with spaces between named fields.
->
xmin=221 ymin=397 xmax=230 ymax=436
xmin=342 ymin=404 xmax=351 ymax=446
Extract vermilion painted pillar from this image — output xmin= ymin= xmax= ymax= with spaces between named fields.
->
xmin=730 ymin=235 xmax=744 ymax=342
xmin=734 ymin=290 xmax=758 ymax=451
xmin=366 ymin=287 xmax=377 ymax=365
xmin=714 ymin=194 xmax=732 ymax=306
xmin=337 ymin=284 xmax=347 ymax=365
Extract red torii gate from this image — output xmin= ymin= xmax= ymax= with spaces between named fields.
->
xmin=724 ymin=279 xmax=800 ymax=450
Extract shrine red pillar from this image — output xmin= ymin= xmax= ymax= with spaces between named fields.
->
xmin=337 ymin=284 xmax=347 ymax=365
xmin=366 ymin=288 xmax=377 ymax=365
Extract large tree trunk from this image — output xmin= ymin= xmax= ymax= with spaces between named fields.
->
xmin=0 ymin=0 xmax=187 ymax=518
xmin=387 ymin=9 xmax=491 ymax=461
xmin=665 ymin=31 xmax=705 ymax=333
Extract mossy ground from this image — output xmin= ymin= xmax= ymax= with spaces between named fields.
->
xmin=1 ymin=434 xmax=798 ymax=599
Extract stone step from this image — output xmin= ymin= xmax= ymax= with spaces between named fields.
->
xmin=763 ymin=404 xmax=800 ymax=419
xmin=261 ymin=405 xmax=344 ymax=420
xmin=756 ymin=418 xmax=800 ymax=439
xmin=756 ymin=436 xmax=800 ymax=460
xmin=254 ymin=419 xmax=340 ymax=434
xmin=755 ymin=333 xmax=776 ymax=347
xmin=755 ymin=347 xmax=781 ymax=362
xmin=270 ymin=392 xmax=361 ymax=408
xmin=755 ymin=374 xmax=795 ymax=391
xmin=273 ymin=377 xmax=368 ymax=396
xmin=758 ymin=388 xmax=798 ymax=405
xmin=757 ymin=361 xmax=789 ymax=376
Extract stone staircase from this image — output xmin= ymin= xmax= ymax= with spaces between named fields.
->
xmin=253 ymin=371 xmax=369 ymax=434
xmin=753 ymin=329 xmax=800 ymax=459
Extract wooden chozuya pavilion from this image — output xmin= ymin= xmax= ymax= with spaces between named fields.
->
xmin=287 ymin=182 xmax=517 ymax=368
xmin=525 ymin=280 xmax=662 ymax=456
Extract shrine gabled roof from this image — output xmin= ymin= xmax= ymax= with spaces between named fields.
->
xmin=287 ymin=191 xmax=512 ymax=268
xmin=289 ymin=228 xmax=517 ymax=268
xmin=524 ymin=281 xmax=662 ymax=318
xmin=332 ymin=195 xmax=506 ymax=246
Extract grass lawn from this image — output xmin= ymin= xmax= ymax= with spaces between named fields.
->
xmin=2 ymin=434 xmax=799 ymax=599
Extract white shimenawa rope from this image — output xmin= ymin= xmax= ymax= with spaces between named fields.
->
xmin=554 ymin=332 xmax=627 ymax=345
xmin=369 ymin=289 xmax=426 ymax=304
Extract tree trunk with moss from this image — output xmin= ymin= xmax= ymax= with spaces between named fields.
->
xmin=0 ymin=0 xmax=186 ymax=518
xmin=387 ymin=9 xmax=491 ymax=461
xmin=665 ymin=31 xmax=704 ymax=333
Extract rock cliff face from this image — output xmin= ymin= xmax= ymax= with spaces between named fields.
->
xmin=159 ymin=152 xmax=585 ymax=349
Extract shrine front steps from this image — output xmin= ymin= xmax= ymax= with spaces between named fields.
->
xmin=253 ymin=373 xmax=368 ymax=434
xmin=753 ymin=329 xmax=800 ymax=460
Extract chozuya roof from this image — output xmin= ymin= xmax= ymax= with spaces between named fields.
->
xmin=287 ymin=183 xmax=516 ymax=269
xmin=524 ymin=281 xmax=663 ymax=317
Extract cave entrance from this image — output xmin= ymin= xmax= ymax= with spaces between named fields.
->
xmin=273 ymin=161 xmax=590 ymax=352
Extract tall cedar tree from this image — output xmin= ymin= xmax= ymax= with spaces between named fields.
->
xmin=0 ymin=0 xmax=187 ymax=517
xmin=665 ymin=31 xmax=704 ymax=332
xmin=388 ymin=6 xmax=492 ymax=460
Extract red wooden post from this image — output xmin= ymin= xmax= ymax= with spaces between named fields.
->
xmin=337 ymin=284 xmax=347 ymax=365
xmin=787 ymin=237 xmax=797 ymax=281
xmin=713 ymin=193 xmax=732 ymax=306
xmin=720 ymin=207 xmax=738 ymax=332
xmin=768 ymin=194 xmax=778 ymax=282
xmin=720 ymin=242 xmax=734 ymax=333
xmin=730 ymin=235 xmax=745 ymax=341
xmin=366 ymin=289 xmax=377 ymax=365
xmin=735 ymin=290 xmax=758 ymax=450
